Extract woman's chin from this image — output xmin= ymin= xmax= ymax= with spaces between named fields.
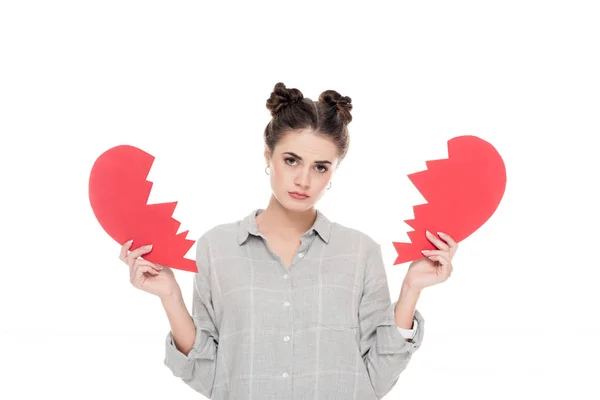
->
xmin=278 ymin=195 xmax=312 ymax=210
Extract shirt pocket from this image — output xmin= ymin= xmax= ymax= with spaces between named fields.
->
xmin=314 ymin=254 xmax=362 ymax=330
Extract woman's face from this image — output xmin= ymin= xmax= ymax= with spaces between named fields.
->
xmin=265 ymin=129 xmax=339 ymax=211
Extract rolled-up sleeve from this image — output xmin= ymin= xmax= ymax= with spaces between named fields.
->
xmin=163 ymin=234 xmax=219 ymax=398
xmin=359 ymin=243 xmax=425 ymax=399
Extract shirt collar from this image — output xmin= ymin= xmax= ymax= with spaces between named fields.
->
xmin=237 ymin=208 xmax=332 ymax=246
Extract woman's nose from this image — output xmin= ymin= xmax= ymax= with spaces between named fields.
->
xmin=295 ymin=169 xmax=311 ymax=187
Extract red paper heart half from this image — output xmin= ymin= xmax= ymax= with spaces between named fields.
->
xmin=89 ymin=145 xmax=197 ymax=272
xmin=393 ymin=135 xmax=506 ymax=265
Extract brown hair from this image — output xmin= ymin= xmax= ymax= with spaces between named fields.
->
xmin=264 ymin=82 xmax=353 ymax=168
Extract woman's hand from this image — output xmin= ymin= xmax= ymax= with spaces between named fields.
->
xmin=119 ymin=240 xmax=181 ymax=299
xmin=404 ymin=231 xmax=458 ymax=291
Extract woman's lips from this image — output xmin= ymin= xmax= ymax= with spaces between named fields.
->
xmin=289 ymin=192 xmax=309 ymax=200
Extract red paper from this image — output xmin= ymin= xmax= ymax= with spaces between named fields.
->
xmin=393 ymin=135 xmax=506 ymax=264
xmin=89 ymin=145 xmax=197 ymax=272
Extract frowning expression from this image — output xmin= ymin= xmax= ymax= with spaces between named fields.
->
xmin=265 ymin=129 xmax=339 ymax=210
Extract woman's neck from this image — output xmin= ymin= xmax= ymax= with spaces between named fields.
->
xmin=256 ymin=195 xmax=316 ymax=238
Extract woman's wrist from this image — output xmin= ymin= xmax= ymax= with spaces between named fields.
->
xmin=160 ymin=286 xmax=183 ymax=304
xmin=402 ymin=279 xmax=422 ymax=295
xmin=394 ymin=281 xmax=421 ymax=330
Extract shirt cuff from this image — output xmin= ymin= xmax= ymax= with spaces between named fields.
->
xmin=396 ymin=318 xmax=418 ymax=339
xmin=375 ymin=300 xmax=425 ymax=354
xmin=163 ymin=316 xmax=216 ymax=380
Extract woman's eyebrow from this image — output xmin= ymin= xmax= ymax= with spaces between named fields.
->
xmin=283 ymin=152 xmax=332 ymax=165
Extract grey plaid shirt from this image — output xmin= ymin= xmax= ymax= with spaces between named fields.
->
xmin=164 ymin=208 xmax=425 ymax=399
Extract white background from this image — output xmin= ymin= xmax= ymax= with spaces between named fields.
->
xmin=1 ymin=1 xmax=598 ymax=398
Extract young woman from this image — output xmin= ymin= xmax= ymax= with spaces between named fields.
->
xmin=119 ymin=82 xmax=457 ymax=399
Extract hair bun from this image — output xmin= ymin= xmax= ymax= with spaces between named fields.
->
xmin=266 ymin=82 xmax=305 ymax=117
xmin=319 ymin=90 xmax=353 ymax=125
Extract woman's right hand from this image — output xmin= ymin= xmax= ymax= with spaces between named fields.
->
xmin=119 ymin=240 xmax=181 ymax=299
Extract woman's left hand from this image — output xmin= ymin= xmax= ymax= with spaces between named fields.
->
xmin=404 ymin=231 xmax=458 ymax=291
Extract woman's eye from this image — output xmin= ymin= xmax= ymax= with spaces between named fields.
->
xmin=285 ymin=158 xmax=328 ymax=173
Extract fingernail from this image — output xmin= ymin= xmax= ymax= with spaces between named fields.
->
xmin=146 ymin=244 xmax=153 ymax=249
xmin=126 ymin=240 xmax=133 ymax=244
xmin=425 ymin=230 xmax=431 ymax=236
xmin=437 ymin=232 xmax=445 ymax=236
xmin=421 ymin=250 xmax=428 ymax=253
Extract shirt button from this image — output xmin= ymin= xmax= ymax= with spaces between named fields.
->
xmin=283 ymin=301 xmax=290 ymax=307
xmin=283 ymin=274 xmax=288 ymax=279
xmin=282 ymin=372 xmax=289 ymax=378
xmin=283 ymin=336 xmax=290 ymax=341
xmin=298 ymin=252 xmax=304 ymax=258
